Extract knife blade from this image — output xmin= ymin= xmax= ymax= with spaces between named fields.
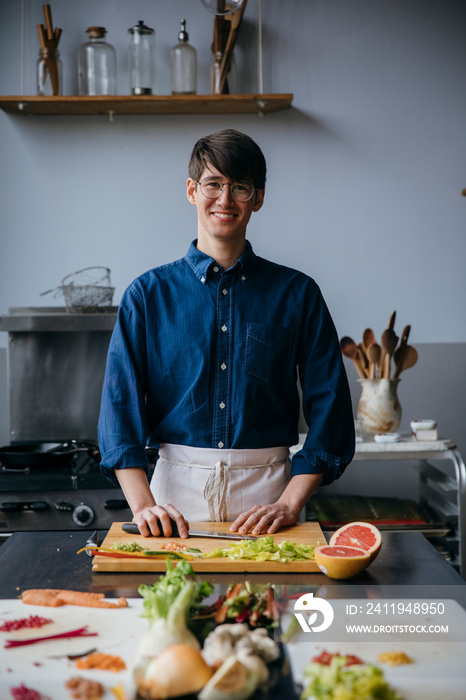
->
xmin=121 ymin=522 xmax=258 ymax=540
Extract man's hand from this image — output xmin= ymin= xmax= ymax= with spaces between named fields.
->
xmin=229 ymin=503 xmax=299 ymax=535
xmin=115 ymin=467 xmax=189 ymax=538
xmin=134 ymin=504 xmax=190 ymax=539
xmin=229 ymin=473 xmax=323 ymax=535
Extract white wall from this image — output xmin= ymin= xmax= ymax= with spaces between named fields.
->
xmin=1 ymin=0 xmax=465 ymax=456
xmin=0 ymin=0 xmax=465 ymax=344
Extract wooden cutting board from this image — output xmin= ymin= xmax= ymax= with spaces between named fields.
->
xmin=92 ymin=521 xmax=326 ymax=572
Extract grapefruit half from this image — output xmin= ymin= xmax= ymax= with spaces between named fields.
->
xmin=329 ymin=521 xmax=382 ymax=562
xmin=314 ymin=545 xmax=371 ymax=579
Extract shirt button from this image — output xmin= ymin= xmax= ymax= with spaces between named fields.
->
xmin=221 ymin=363 xmax=226 ymax=370
xmin=241 ymin=275 xmax=246 ymax=281
xmin=222 ymin=288 xmax=228 ymax=295
xmin=213 ymin=266 xmax=219 ymax=272
xmin=221 ymin=324 xmax=227 ymax=332
xmin=200 ymin=277 xmax=206 ymax=283
xmin=219 ymin=401 xmax=225 ymax=409
xmin=218 ymin=441 xmax=224 ymax=448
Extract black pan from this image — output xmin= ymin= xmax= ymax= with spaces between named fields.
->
xmin=0 ymin=441 xmax=98 ymax=468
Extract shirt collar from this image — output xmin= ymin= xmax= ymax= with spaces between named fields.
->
xmin=185 ymin=239 xmax=257 ymax=285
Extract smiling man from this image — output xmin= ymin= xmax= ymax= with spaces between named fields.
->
xmin=98 ymin=129 xmax=354 ymax=538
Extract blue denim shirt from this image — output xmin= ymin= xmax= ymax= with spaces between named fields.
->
xmin=98 ymin=240 xmax=354 ymax=487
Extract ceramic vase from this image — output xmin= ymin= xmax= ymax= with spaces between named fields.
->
xmin=356 ymin=379 xmax=401 ymax=438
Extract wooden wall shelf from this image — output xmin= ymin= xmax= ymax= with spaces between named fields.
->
xmin=0 ymin=94 xmax=293 ymax=117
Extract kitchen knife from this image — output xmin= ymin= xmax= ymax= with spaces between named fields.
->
xmin=121 ymin=522 xmax=258 ymax=540
xmin=84 ymin=530 xmax=99 ymax=556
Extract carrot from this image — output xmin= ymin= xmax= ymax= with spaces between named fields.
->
xmin=214 ymin=582 xmax=243 ymax=623
xmin=58 ymin=591 xmax=128 ymax=609
xmin=79 ymin=548 xmax=156 ymax=560
xmin=21 ymin=589 xmax=65 ymax=607
xmin=77 ymin=545 xmax=194 ymax=560
xmin=21 ymin=589 xmax=127 ymax=609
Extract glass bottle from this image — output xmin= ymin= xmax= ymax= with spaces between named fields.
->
xmin=170 ymin=19 xmax=197 ymax=95
xmin=211 ymin=47 xmax=237 ymax=94
xmin=37 ymin=47 xmax=62 ymax=96
xmin=128 ymin=20 xmax=156 ymax=95
xmin=78 ymin=27 xmax=117 ymax=96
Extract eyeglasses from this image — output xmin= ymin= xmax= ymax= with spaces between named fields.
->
xmin=196 ymin=177 xmax=256 ymax=203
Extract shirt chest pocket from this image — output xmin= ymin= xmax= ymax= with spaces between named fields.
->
xmin=245 ymin=323 xmax=293 ymax=381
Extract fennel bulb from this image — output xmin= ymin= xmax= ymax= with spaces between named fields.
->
xmin=138 ymin=579 xmax=200 ymax=658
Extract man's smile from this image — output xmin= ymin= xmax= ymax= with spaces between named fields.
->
xmin=212 ymin=211 xmax=237 ymax=221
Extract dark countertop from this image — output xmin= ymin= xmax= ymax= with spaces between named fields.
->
xmin=1 ymin=530 xmax=465 ymax=700
xmin=0 ymin=529 xmax=464 ymax=600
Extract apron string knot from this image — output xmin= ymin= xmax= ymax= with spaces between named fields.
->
xmin=202 ymin=460 xmax=230 ymax=522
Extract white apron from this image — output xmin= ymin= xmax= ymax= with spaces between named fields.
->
xmin=150 ymin=443 xmax=291 ymax=522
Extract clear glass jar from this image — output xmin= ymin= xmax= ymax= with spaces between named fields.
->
xmin=78 ymin=26 xmax=117 ymax=96
xmin=128 ymin=20 xmax=157 ymax=95
xmin=170 ymin=19 xmax=197 ymax=95
xmin=211 ymin=49 xmax=237 ymax=94
xmin=37 ymin=47 xmax=62 ymax=96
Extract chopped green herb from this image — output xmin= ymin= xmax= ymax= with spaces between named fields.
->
xmin=111 ymin=541 xmax=147 ymax=553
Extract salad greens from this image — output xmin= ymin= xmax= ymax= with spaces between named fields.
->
xmin=136 ymin=560 xmax=214 ymax=658
xmin=138 ymin=559 xmax=213 ymax=624
xmin=215 ymin=581 xmax=278 ymax=628
xmin=202 ymin=536 xmax=315 ymax=562
xmin=301 ymin=654 xmax=402 ymax=700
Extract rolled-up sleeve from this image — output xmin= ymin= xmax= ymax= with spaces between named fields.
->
xmin=98 ymin=284 xmax=151 ymax=486
xmin=290 ymin=284 xmax=355 ymax=485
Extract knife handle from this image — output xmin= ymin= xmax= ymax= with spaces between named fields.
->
xmin=121 ymin=521 xmax=180 ymax=537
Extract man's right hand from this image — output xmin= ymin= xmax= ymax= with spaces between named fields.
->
xmin=134 ymin=504 xmax=189 ymax=539
xmin=115 ymin=467 xmax=189 ymax=538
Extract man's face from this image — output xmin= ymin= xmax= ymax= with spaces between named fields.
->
xmin=187 ymin=164 xmax=264 ymax=250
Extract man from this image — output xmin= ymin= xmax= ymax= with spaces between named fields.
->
xmin=98 ymin=129 xmax=354 ymax=539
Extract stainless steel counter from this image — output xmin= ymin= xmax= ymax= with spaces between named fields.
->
xmin=0 ymin=307 xmax=118 ymax=442
xmin=0 ymin=306 xmax=118 ymax=331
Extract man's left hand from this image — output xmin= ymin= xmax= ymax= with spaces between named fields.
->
xmin=229 ymin=472 xmax=324 ymax=535
xmin=229 ymin=503 xmax=299 ymax=535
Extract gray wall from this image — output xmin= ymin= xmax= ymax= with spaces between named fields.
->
xmin=0 ymin=1 xmax=465 ymax=484
xmin=0 ymin=349 xmax=7 ymax=446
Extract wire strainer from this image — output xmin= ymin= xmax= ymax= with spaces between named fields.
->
xmin=60 ymin=266 xmax=114 ymax=314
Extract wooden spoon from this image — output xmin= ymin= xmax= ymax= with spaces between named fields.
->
xmin=381 ymin=328 xmax=398 ymax=379
xmin=378 ymin=311 xmax=396 ymax=376
xmin=392 ymin=325 xmax=410 ymax=379
xmin=387 ymin=310 xmax=396 ymax=331
xmin=362 ymin=328 xmax=376 ymax=351
xmin=360 ymin=328 xmax=374 ymax=372
xmin=340 ymin=336 xmax=368 ymax=379
xmin=366 ymin=342 xmax=381 ymax=379
xmin=393 ymin=344 xmax=418 ymax=380
xmin=358 ymin=343 xmax=369 ymax=372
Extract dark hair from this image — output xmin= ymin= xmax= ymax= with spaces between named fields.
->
xmin=189 ymin=129 xmax=267 ymax=190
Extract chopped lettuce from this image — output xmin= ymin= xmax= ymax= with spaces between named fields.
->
xmin=138 ymin=560 xmax=214 ymax=623
xmin=201 ymin=536 xmax=315 ymax=562
xmin=301 ymin=654 xmax=402 ymax=700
